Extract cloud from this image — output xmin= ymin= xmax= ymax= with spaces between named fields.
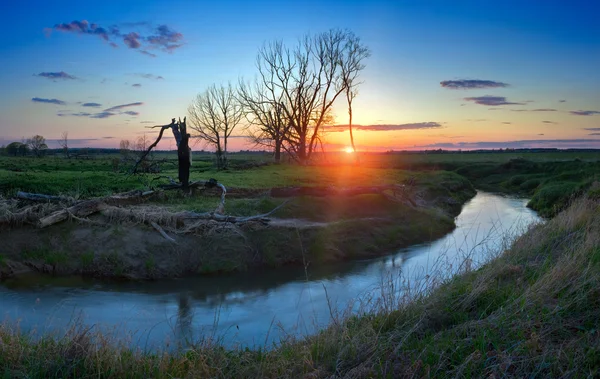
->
xmin=139 ymin=50 xmax=157 ymax=58
xmin=511 ymin=108 xmax=558 ymax=112
xmin=589 ymin=133 xmax=600 ymax=136
xmin=132 ymin=73 xmax=164 ymax=80
xmin=502 ymin=122 xmax=512 ymax=124
xmin=123 ymin=111 xmax=139 ymax=116
xmin=102 ymin=136 xmax=115 ymax=139
xmin=32 ymin=97 xmax=66 ymax=105
xmin=440 ymin=79 xmax=509 ymax=90
xmin=464 ymin=96 xmax=524 ymax=106
xmin=90 ymin=112 xmax=115 ymax=119
xmin=46 ymin=20 xmax=183 ymax=55
xmin=123 ymin=32 xmax=141 ymax=48
xmin=35 ymin=71 xmax=77 ymax=81
xmin=419 ymin=139 xmax=600 ymax=149
xmin=140 ymin=121 xmax=156 ymax=124
xmin=82 ymin=102 xmax=102 ymax=107
xmin=329 ymin=122 xmax=442 ymax=132
xmin=466 ymin=119 xmax=487 ymax=122
xmin=57 ymin=111 xmax=91 ymax=117
xmin=538 ymin=134 xmax=545 ymax=136
xmin=49 ymin=20 xmax=110 ymax=41
xmin=132 ymin=83 xmax=141 ymax=87
xmin=542 ymin=121 xmax=558 ymax=124
xmin=584 ymin=128 xmax=600 ymax=131
xmin=559 ymin=100 xmax=567 ymax=103
xmin=570 ymin=110 xmax=600 ymax=116
xmin=146 ymin=25 xmax=184 ymax=52
xmin=104 ymin=102 xmax=143 ymax=112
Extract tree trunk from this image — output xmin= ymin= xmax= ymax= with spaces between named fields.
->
xmin=177 ymin=120 xmax=190 ymax=190
xmin=274 ymin=140 xmax=282 ymax=163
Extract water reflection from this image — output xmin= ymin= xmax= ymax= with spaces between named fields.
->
xmin=0 ymin=191 xmax=541 ymax=350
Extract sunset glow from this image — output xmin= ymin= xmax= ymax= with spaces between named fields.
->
xmin=0 ymin=1 xmax=599 ymax=151
xmin=345 ymin=147 xmax=355 ymax=154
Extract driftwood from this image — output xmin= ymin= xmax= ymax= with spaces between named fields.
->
xmin=16 ymin=191 xmax=72 ymax=203
xmin=38 ymin=190 xmax=157 ymax=228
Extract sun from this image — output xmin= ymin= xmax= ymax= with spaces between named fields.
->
xmin=345 ymin=147 xmax=354 ymax=153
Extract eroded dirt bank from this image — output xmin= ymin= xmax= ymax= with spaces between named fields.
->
xmin=0 ymin=178 xmax=476 ymax=280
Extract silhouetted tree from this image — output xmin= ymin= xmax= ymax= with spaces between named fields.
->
xmin=238 ymin=79 xmax=289 ymax=163
xmin=252 ymin=28 xmax=370 ymax=164
xmin=188 ymin=83 xmax=243 ymax=169
xmin=58 ymin=131 xmax=70 ymax=159
xmin=27 ymin=135 xmax=48 ymax=157
xmin=6 ymin=142 xmax=21 ymax=156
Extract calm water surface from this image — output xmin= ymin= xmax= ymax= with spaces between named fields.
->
xmin=0 ymin=191 xmax=541 ymax=350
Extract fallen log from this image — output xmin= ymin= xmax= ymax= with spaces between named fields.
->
xmin=16 ymin=192 xmax=72 ymax=203
xmin=38 ymin=200 xmax=106 ymax=228
xmin=38 ymin=190 xmax=157 ymax=228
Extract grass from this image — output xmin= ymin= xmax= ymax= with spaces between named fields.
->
xmin=1 ymin=191 xmax=599 ymax=377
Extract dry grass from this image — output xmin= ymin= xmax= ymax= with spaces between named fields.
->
xmin=1 ymin=194 xmax=599 ymax=377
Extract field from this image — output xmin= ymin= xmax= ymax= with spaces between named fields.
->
xmin=1 ymin=150 xmax=600 ymax=377
xmin=1 ymin=150 xmax=599 ymax=217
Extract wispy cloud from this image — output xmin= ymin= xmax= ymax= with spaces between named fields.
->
xmin=132 ymin=73 xmax=164 ymax=80
xmin=559 ymin=99 xmax=567 ymax=103
xmin=146 ymin=25 xmax=184 ymax=52
xmin=123 ymin=32 xmax=142 ymax=48
xmin=32 ymin=97 xmax=66 ymax=105
xmin=57 ymin=111 xmax=91 ymax=117
xmin=419 ymin=139 xmax=600 ymax=149
xmin=45 ymin=20 xmax=184 ymax=55
xmin=464 ymin=96 xmax=524 ymax=106
xmin=140 ymin=121 xmax=156 ymax=124
xmin=570 ymin=110 xmax=600 ymax=116
xmin=47 ymin=20 xmax=110 ymax=41
xmin=82 ymin=102 xmax=102 ymax=107
xmin=542 ymin=121 xmax=558 ymax=124
xmin=104 ymin=102 xmax=143 ymax=112
xmin=511 ymin=108 xmax=557 ymax=112
xmin=589 ymin=133 xmax=600 ymax=136
xmin=132 ymin=83 xmax=141 ymax=88
xmin=90 ymin=112 xmax=115 ymax=119
xmin=502 ymin=122 xmax=512 ymax=124
xmin=440 ymin=79 xmax=509 ymax=90
xmin=124 ymin=111 xmax=139 ymax=116
xmin=35 ymin=71 xmax=77 ymax=81
xmin=329 ymin=122 xmax=442 ymax=132
xmin=584 ymin=128 xmax=600 ymax=131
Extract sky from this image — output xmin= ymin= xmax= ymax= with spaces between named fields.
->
xmin=1 ymin=0 xmax=599 ymax=151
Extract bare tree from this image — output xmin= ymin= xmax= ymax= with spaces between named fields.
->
xmin=238 ymin=79 xmax=289 ymax=163
xmin=188 ymin=83 xmax=243 ymax=169
xmin=27 ymin=135 xmax=48 ymax=158
xmin=58 ymin=131 xmax=70 ymax=159
xmin=341 ymin=35 xmax=370 ymax=157
xmin=252 ymin=28 xmax=369 ymax=164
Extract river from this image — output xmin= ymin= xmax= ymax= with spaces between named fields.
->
xmin=0 ymin=191 xmax=541 ymax=351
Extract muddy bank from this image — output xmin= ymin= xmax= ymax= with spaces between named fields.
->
xmin=0 ymin=173 xmax=477 ymax=280
xmin=0 ymin=200 xmax=469 ymax=281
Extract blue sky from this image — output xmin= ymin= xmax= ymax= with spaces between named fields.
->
xmin=1 ymin=0 xmax=599 ymax=150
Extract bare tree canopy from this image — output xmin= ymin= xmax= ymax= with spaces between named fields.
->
xmin=58 ymin=131 xmax=70 ymax=158
xmin=238 ymin=79 xmax=289 ymax=163
xmin=188 ymin=83 xmax=243 ymax=169
xmin=248 ymin=28 xmax=369 ymax=164
xmin=27 ymin=135 xmax=48 ymax=157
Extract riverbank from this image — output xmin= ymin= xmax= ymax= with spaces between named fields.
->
xmin=1 ymin=188 xmax=598 ymax=377
xmin=0 ymin=171 xmax=476 ymax=280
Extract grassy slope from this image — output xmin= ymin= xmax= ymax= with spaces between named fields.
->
xmin=1 ymin=190 xmax=599 ymax=378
